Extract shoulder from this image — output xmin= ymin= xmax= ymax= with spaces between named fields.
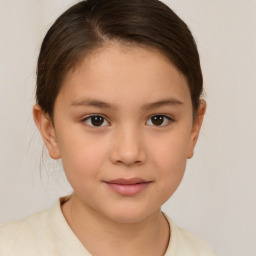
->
xmin=164 ymin=214 xmax=216 ymax=256
xmin=0 ymin=205 xmax=56 ymax=255
xmin=0 ymin=195 xmax=86 ymax=256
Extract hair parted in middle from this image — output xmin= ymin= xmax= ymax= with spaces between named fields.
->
xmin=36 ymin=0 xmax=203 ymax=119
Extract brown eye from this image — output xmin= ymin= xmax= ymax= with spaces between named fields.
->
xmin=84 ymin=115 xmax=109 ymax=127
xmin=146 ymin=115 xmax=172 ymax=126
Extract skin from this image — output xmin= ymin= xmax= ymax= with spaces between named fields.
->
xmin=33 ymin=43 xmax=206 ymax=256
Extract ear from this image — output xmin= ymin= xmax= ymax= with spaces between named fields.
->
xmin=33 ymin=104 xmax=61 ymax=159
xmin=187 ymin=100 xmax=206 ymax=159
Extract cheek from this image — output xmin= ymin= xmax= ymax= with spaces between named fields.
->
xmin=150 ymin=128 xmax=191 ymax=188
xmin=152 ymin=129 xmax=190 ymax=165
xmin=57 ymin=131 xmax=109 ymax=184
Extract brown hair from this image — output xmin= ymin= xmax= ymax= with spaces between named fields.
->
xmin=36 ymin=0 xmax=203 ymax=119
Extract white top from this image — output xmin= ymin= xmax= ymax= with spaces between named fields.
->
xmin=0 ymin=196 xmax=216 ymax=256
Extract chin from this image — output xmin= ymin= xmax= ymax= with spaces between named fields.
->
xmin=100 ymin=204 xmax=159 ymax=224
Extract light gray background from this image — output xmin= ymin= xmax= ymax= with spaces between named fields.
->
xmin=0 ymin=1 xmax=255 ymax=255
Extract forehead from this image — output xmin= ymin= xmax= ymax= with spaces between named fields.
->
xmin=59 ymin=43 xmax=191 ymax=109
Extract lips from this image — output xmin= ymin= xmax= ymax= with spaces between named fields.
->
xmin=104 ymin=178 xmax=152 ymax=196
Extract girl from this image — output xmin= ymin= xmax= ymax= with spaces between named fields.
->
xmin=0 ymin=0 xmax=216 ymax=255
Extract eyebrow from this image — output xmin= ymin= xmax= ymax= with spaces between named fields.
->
xmin=141 ymin=98 xmax=183 ymax=110
xmin=71 ymin=98 xmax=117 ymax=109
xmin=70 ymin=98 xmax=183 ymax=110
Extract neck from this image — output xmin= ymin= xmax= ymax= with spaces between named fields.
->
xmin=61 ymin=194 xmax=170 ymax=256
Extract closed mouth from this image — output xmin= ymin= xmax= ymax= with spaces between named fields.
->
xmin=104 ymin=178 xmax=152 ymax=196
xmin=105 ymin=178 xmax=152 ymax=185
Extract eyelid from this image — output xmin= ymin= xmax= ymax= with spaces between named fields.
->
xmin=80 ymin=113 xmax=174 ymax=128
xmin=146 ymin=114 xmax=174 ymax=127
xmin=81 ymin=113 xmax=108 ymax=121
xmin=81 ymin=114 xmax=110 ymax=128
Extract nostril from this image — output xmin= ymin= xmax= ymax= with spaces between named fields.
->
xmin=109 ymin=130 xmax=147 ymax=165
xmin=110 ymin=146 xmax=147 ymax=166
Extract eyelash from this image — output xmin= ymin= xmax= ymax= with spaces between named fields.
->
xmin=82 ymin=114 xmax=110 ymax=128
xmin=81 ymin=114 xmax=174 ymax=128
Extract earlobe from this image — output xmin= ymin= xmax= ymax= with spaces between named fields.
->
xmin=187 ymin=100 xmax=206 ymax=159
xmin=33 ymin=104 xmax=61 ymax=159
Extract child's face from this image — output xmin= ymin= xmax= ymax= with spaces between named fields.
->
xmin=36 ymin=44 xmax=204 ymax=223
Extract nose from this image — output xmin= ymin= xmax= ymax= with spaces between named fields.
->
xmin=109 ymin=125 xmax=147 ymax=166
